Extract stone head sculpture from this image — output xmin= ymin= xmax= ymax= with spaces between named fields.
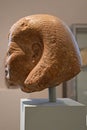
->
xmin=5 ymin=14 xmax=81 ymax=93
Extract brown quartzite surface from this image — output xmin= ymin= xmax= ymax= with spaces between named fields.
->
xmin=5 ymin=14 xmax=81 ymax=93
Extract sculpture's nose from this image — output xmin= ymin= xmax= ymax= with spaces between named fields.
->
xmin=5 ymin=65 xmax=10 ymax=79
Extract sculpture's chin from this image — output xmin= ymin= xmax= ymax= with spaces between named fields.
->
xmin=5 ymin=78 xmax=20 ymax=89
xmin=8 ymin=84 xmax=19 ymax=89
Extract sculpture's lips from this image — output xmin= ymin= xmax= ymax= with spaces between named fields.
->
xmin=5 ymin=65 xmax=10 ymax=80
xmin=5 ymin=66 xmax=17 ymax=88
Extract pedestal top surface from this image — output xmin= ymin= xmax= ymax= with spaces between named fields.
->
xmin=21 ymin=98 xmax=85 ymax=107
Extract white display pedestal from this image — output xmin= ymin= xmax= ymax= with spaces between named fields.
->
xmin=20 ymin=98 xmax=86 ymax=130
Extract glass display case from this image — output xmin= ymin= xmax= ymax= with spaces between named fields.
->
xmin=65 ymin=25 xmax=87 ymax=121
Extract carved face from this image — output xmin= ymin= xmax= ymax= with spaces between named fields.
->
xmin=5 ymin=43 xmax=29 ymax=86
xmin=5 ymin=14 xmax=81 ymax=93
xmin=5 ymin=31 xmax=43 ymax=91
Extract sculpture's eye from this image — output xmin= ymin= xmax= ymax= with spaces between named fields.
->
xmin=7 ymin=50 xmax=12 ymax=56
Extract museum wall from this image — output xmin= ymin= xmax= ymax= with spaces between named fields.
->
xmin=0 ymin=0 xmax=87 ymax=130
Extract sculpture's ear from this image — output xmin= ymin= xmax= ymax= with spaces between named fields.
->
xmin=31 ymin=42 xmax=43 ymax=64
